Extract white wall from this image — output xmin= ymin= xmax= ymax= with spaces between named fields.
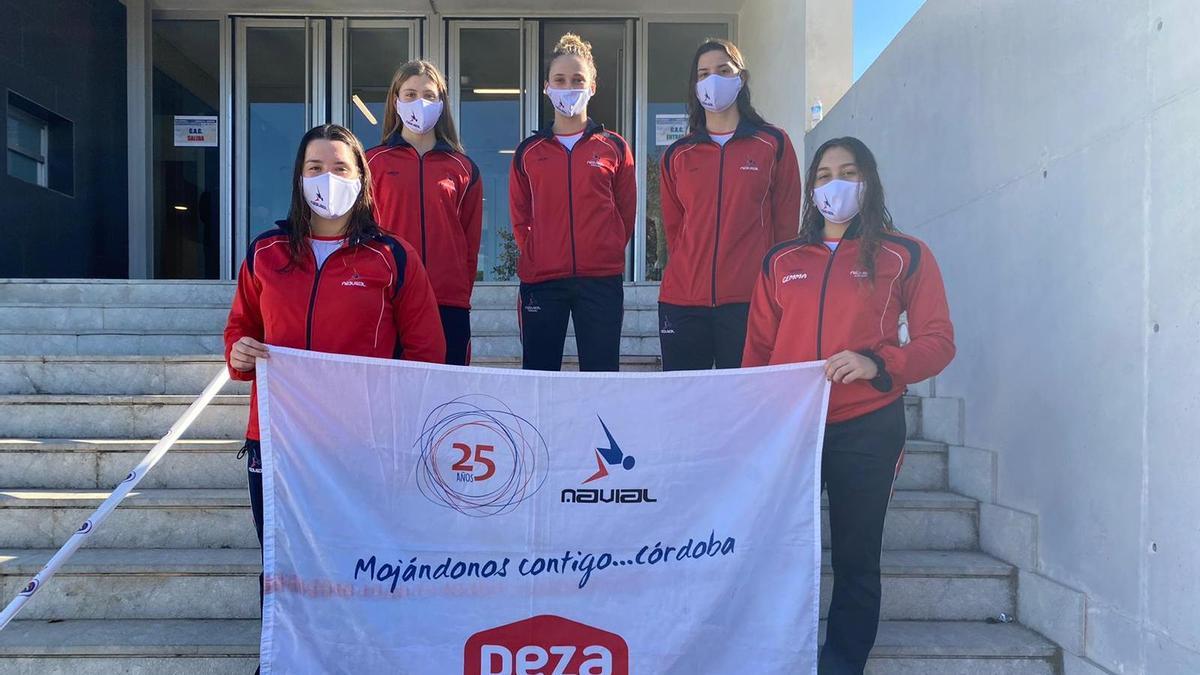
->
xmin=740 ymin=0 xmax=852 ymax=138
xmin=804 ymin=0 xmax=853 ymax=132
xmin=807 ymin=1 xmax=1200 ymax=673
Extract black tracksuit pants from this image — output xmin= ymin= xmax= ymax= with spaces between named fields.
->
xmin=438 ymin=305 xmax=471 ymax=366
xmin=657 ymin=302 xmax=750 ymax=371
xmin=519 ymin=275 xmax=623 ymax=372
xmin=818 ymin=396 xmax=908 ymax=675
xmin=241 ymin=440 xmax=265 ymax=675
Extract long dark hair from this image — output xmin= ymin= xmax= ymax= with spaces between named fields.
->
xmin=285 ymin=124 xmax=380 ymax=266
xmin=381 ymin=60 xmax=464 ymax=152
xmin=686 ymin=39 xmax=768 ymax=134
xmin=800 ymin=137 xmax=896 ymax=279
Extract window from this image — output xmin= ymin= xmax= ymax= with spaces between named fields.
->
xmin=6 ymin=92 xmax=74 ymax=195
xmin=7 ymin=105 xmax=47 ymax=187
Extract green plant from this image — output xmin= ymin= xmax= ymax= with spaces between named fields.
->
xmin=492 ymin=229 xmax=520 ymax=281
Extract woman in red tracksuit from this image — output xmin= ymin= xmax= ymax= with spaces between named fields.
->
xmin=658 ymin=38 xmax=802 ymax=371
xmin=509 ymin=33 xmax=637 ymax=372
xmin=743 ymin=137 xmax=955 ymax=675
xmin=223 ymin=124 xmax=445 ymax=618
xmin=367 ymin=60 xmax=482 ymax=366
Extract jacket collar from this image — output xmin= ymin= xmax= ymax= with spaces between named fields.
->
xmin=535 ymin=117 xmax=605 ymax=140
xmin=689 ymin=117 xmax=761 ymax=145
xmin=384 ymin=132 xmax=456 ymax=154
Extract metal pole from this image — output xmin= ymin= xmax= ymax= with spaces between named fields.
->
xmin=0 ymin=368 xmax=232 ymax=631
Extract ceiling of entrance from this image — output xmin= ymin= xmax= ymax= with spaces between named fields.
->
xmin=151 ymin=0 xmax=744 ymax=12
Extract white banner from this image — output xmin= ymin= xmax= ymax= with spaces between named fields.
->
xmin=258 ymin=347 xmax=829 ymax=674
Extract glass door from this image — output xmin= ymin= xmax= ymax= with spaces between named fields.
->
xmin=151 ymin=19 xmax=224 ymax=279
xmin=448 ymin=19 xmax=636 ymax=283
xmin=536 ymin=20 xmax=634 ymax=139
xmin=448 ymin=22 xmax=525 ymax=282
xmin=234 ymin=18 xmax=419 ymax=270
xmin=331 ymin=19 xmax=419 ymax=147
xmin=234 ymin=18 xmax=322 ymax=267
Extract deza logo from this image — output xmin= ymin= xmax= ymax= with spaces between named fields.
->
xmin=561 ymin=417 xmax=656 ymax=505
xmin=464 ymin=615 xmax=629 ymax=675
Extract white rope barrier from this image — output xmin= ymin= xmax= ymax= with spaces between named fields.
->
xmin=0 ymin=367 xmax=232 ymax=631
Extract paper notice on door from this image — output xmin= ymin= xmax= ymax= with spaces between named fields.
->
xmin=174 ymin=116 xmax=218 ymax=147
xmin=655 ymin=114 xmax=688 ymax=146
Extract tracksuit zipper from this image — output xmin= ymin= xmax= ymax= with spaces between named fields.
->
xmin=566 ymin=144 xmax=578 ymax=276
xmin=304 ymin=246 xmax=344 ymax=350
xmin=417 ymin=152 xmax=428 ymax=261
xmin=710 ymin=143 xmax=728 ymax=307
xmin=815 ymin=244 xmax=840 ymax=359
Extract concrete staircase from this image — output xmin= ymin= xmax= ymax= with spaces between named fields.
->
xmin=0 ymin=280 xmax=1061 ymax=674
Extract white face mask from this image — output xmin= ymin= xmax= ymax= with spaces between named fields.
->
xmin=696 ymin=73 xmax=743 ymax=113
xmin=301 ymin=172 xmax=361 ymax=220
xmin=812 ymin=179 xmax=865 ymax=224
xmin=395 ymin=97 xmax=443 ymax=136
xmin=545 ymin=87 xmax=592 ymax=117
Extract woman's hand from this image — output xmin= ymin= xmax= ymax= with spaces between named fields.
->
xmin=229 ymin=337 xmax=269 ymax=372
xmin=824 ymin=350 xmax=878 ymax=384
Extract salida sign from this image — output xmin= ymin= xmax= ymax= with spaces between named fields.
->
xmin=464 ymin=615 xmax=630 ymax=675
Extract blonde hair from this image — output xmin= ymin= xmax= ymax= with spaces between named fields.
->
xmin=547 ymin=33 xmax=597 ymax=81
xmin=380 ymin=60 xmax=464 ymax=152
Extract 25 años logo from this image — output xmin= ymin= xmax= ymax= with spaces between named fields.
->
xmin=561 ymin=417 xmax=657 ymax=505
xmin=416 ymin=395 xmax=550 ymax=518
xmin=465 ymin=615 xmax=629 ymax=675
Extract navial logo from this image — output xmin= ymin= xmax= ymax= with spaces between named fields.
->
xmin=464 ymin=615 xmax=629 ymax=675
xmin=309 ymin=187 xmax=326 ymax=209
xmin=341 ymin=271 xmax=367 ymax=288
xmin=739 ymin=158 xmax=759 ymax=172
xmin=561 ymin=417 xmax=657 ymax=505
xmin=586 ymin=152 xmax=605 ymax=169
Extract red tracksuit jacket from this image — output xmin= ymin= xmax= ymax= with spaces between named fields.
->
xmin=224 ymin=224 xmax=446 ymax=439
xmin=743 ymin=228 xmax=955 ymax=423
xmin=509 ymin=120 xmax=637 ymax=283
xmin=366 ymin=135 xmax=483 ymax=309
xmin=659 ymin=120 xmax=802 ymax=307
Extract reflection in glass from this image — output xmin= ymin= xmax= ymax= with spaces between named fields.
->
xmin=246 ymin=26 xmax=308 ymax=240
xmin=347 ymin=26 xmax=410 ymax=146
xmin=644 ymin=23 xmax=728 ymax=280
xmin=457 ymin=27 xmax=522 ymax=281
xmin=152 ymin=20 xmax=221 ymax=279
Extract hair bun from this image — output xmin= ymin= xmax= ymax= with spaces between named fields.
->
xmin=554 ymin=32 xmax=593 ymax=60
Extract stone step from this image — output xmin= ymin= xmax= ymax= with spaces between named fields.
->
xmin=0 ymin=488 xmax=973 ymax=550
xmin=0 ymin=439 xmax=948 ymax=491
xmin=0 ymin=279 xmax=666 ymax=307
xmin=0 ymin=355 xmax=665 ymax=396
xmin=0 ymin=303 xmax=660 ymax=334
xmin=0 ymin=549 xmax=1013 ymax=622
xmin=0 ymin=619 xmax=1058 ymax=674
xmin=0 ymin=394 xmax=924 ymax=440
xmin=0 ymin=329 xmax=664 ymax=358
